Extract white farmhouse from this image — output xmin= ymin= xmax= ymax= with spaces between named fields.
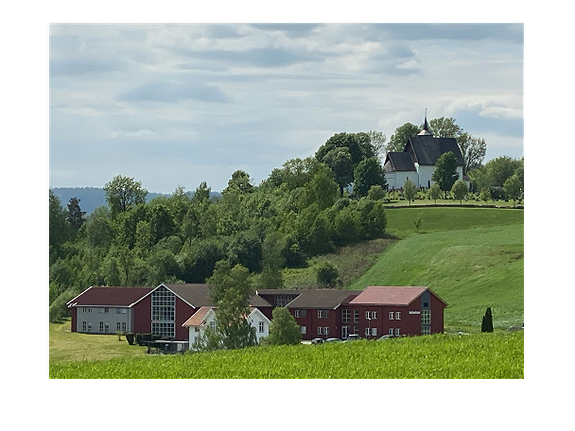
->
xmin=182 ymin=306 xmax=271 ymax=350
xmin=384 ymin=115 xmax=465 ymax=190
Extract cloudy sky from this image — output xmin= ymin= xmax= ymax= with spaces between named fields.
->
xmin=49 ymin=23 xmax=524 ymax=194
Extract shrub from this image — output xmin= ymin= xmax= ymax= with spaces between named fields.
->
xmin=316 ymin=262 xmax=339 ymax=288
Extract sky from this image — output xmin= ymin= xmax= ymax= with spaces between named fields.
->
xmin=49 ymin=22 xmax=524 ymax=194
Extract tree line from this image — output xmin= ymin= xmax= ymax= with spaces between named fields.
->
xmin=49 ymin=134 xmax=389 ymax=322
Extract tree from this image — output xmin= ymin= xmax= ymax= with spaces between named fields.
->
xmin=458 ymin=134 xmax=487 ymax=175
xmin=387 ymin=123 xmax=420 ymax=153
xmin=403 ymin=178 xmax=417 ymax=205
xmin=316 ymin=132 xmax=376 ymax=168
xmin=432 ymin=151 xmax=460 ymax=197
xmin=66 ymin=197 xmax=86 ymax=232
xmin=223 ymin=170 xmax=254 ymax=196
xmin=479 ymin=188 xmax=491 ymax=204
xmin=316 ymin=262 xmax=339 ymax=288
xmin=427 ymin=183 xmax=442 ymax=205
xmin=300 ymin=165 xmax=339 ymax=210
xmin=428 ymin=116 xmax=463 ymax=139
xmin=485 ymin=156 xmax=518 ymax=187
xmin=504 ymin=174 xmax=523 ymax=206
xmin=451 ymin=180 xmax=468 ymax=205
xmin=263 ymin=307 xmax=302 ymax=346
xmin=104 ymin=175 xmax=148 ymax=217
xmin=49 ymin=190 xmax=71 ymax=262
xmin=353 ymin=157 xmax=387 ymax=198
xmin=367 ymin=130 xmax=387 ymax=161
xmin=192 ymin=181 xmax=211 ymax=205
xmin=207 ymin=260 xmax=257 ymax=349
xmin=481 ymin=307 xmax=494 ymax=332
xmin=322 ymin=147 xmax=354 ymax=197
xmin=367 ymin=184 xmax=386 ymax=201
xmin=258 ymin=232 xmax=285 ymax=290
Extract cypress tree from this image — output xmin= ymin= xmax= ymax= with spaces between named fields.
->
xmin=481 ymin=307 xmax=493 ymax=332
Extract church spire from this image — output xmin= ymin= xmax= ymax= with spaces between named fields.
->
xmin=418 ymin=108 xmax=433 ymax=136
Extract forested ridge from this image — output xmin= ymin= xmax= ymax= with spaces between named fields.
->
xmin=49 ymin=132 xmax=389 ymax=322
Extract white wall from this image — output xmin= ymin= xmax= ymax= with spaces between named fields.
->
xmin=416 ymin=165 xmax=463 ymax=188
xmin=75 ymin=307 xmax=132 ymax=333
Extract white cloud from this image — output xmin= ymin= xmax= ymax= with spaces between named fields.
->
xmin=49 ymin=23 xmax=524 ymax=193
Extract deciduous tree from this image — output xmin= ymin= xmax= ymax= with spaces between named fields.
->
xmin=403 ymin=178 xmax=417 ymax=205
xmin=353 ymin=157 xmax=387 ymax=198
xmin=104 ymin=175 xmax=148 ymax=217
xmin=263 ymin=307 xmax=302 ymax=346
xmin=432 ymin=152 xmax=460 ymax=197
xmin=451 ymin=180 xmax=469 ymax=205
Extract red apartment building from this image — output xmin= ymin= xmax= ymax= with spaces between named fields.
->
xmin=67 ymin=283 xmax=447 ymax=341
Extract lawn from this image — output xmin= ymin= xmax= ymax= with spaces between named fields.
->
xmin=49 ymin=331 xmax=523 ymax=379
xmin=49 ymin=319 xmax=147 ymax=363
xmin=349 ymin=222 xmax=524 ymax=331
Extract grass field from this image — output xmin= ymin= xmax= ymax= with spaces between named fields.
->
xmin=49 ymin=331 xmax=523 ymax=379
xmin=350 ymin=208 xmax=524 ymax=331
xmin=50 ymin=319 xmax=147 ymax=363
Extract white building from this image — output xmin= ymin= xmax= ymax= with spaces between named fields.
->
xmin=183 ymin=306 xmax=271 ymax=350
xmin=384 ymin=115 xmax=465 ymax=190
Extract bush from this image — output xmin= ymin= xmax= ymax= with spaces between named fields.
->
xmin=316 ymin=262 xmax=339 ymax=288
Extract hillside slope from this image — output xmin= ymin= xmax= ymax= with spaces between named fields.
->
xmin=349 ymin=221 xmax=524 ymax=331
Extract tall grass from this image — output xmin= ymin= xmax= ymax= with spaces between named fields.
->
xmin=49 ymin=332 xmax=523 ymax=379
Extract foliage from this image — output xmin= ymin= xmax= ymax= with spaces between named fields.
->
xmin=504 ymin=174 xmax=523 ymax=206
xmin=427 ymin=183 xmax=442 ymax=204
xmin=451 ymin=179 xmax=469 ymax=205
xmin=387 ymin=122 xmax=420 ymax=153
xmin=66 ymin=197 xmax=86 ymax=232
xmin=481 ymin=307 xmax=494 ymax=333
xmin=432 ymin=151 xmax=460 ymax=196
xmin=353 ymin=157 xmax=387 ymax=198
xmin=262 ymin=307 xmax=302 ymax=346
xmin=207 ymin=260 xmax=257 ymax=350
xmin=315 ymin=262 xmax=339 ymax=287
xmin=367 ymin=184 xmax=386 ymax=201
xmin=104 ymin=175 xmax=148 ymax=217
xmin=403 ymin=178 xmax=417 ymax=205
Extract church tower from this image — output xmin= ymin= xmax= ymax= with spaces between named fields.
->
xmin=418 ymin=108 xmax=433 ymax=136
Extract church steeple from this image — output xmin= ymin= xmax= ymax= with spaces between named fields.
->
xmin=418 ymin=108 xmax=433 ymax=136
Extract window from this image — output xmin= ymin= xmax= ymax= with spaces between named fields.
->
xmin=151 ymin=286 xmax=176 ymax=337
xmin=389 ymin=312 xmax=394 ymax=320
xmin=99 ymin=307 xmax=109 ymax=314
xmin=353 ymin=326 xmax=359 ymax=335
xmin=295 ymin=309 xmax=306 ymax=318
xmin=421 ymin=326 xmax=431 ymax=335
xmin=342 ymin=326 xmax=350 ymax=339
xmin=389 ymin=328 xmax=394 ymax=336
xmin=209 ymin=320 xmax=216 ymax=331
xmin=354 ymin=310 xmax=359 ymax=323
xmin=194 ymin=327 xmax=200 ymax=333
xmin=421 ymin=310 xmax=431 ymax=324
xmin=116 ymin=307 xmax=127 ymax=314
xmin=82 ymin=321 xmax=87 ymax=331
xmin=395 ymin=328 xmax=401 ymax=337
xmin=366 ymin=311 xmax=377 ymax=320
xmin=99 ymin=321 xmax=104 ymax=332
xmin=104 ymin=322 xmax=110 ymax=333
xmin=318 ymin=310 xmax=329 ymax=319
xmin=274 ymin=295 xmax=296 ymax=307
xmin=342 ymin=309 xmax=351 ymax=323
xmin=365 ymin=327 xmax=377 ymax=337
xmin=300 ymin=326 xmax=307 ymax=335
xmin=116 ymin=322 xmax=127 ymax=332
xmin=82 ymin=307 xmax=92 ymax=313
xmin=259 ymin=321 xmax=265 ymax=333
xmin=395 ymin=312 xmax=401 ymax=320
xmin=423 ymin=302 xmax=429 ymax=307
xmin=317 ymin=327 xmax=329 ymax=335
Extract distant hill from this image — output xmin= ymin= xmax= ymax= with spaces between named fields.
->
xmin=50 ymin=187 xmax=221 ymax=215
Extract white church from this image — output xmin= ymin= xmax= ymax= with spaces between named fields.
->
xmin=384 ymin=114 xmax=467 ymax=190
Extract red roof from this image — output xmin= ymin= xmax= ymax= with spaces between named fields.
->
xmin=349 ymin=286 xmax=429 ymax=306
xmin=182 ymin=306 xmax=214 ymax=327
xmin=67 ymin=286 xmax=154 ymax=307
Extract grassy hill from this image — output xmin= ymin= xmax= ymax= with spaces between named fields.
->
xmin=350 ymin=207 xmax=524 ymax=331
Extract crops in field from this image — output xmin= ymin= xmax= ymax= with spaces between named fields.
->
xmin=49 ymin=332 xmax=523 ymax=379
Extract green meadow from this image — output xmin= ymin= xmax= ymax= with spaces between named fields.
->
xmin=49 ymin=331 xmax=523 ymax=379
xmin=351 ymin=207 xmax=524 ymax=331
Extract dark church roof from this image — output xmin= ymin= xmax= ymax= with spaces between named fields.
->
xmin=384 ymin=152 xmax=416 ymax=172
xmin=405 ymin=135 xmax=464 ymax=167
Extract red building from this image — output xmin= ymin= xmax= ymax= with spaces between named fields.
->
xmin=67 ymin=284 xmax=447 ymax=341
xmin=342 ymin=286 xmax=447 ymax=338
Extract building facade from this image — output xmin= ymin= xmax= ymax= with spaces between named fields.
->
xmin=68 ymin=284 xmax=447 ymax=343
